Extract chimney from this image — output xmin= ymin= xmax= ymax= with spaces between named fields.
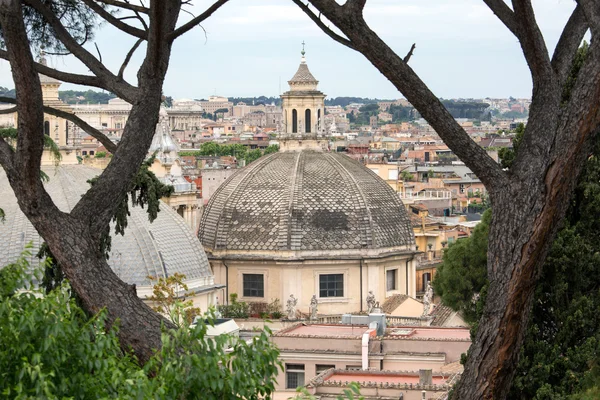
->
xmin=419 ymin=369 xmax=432 ymax=385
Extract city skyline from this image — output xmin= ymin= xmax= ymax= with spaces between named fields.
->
xmin=0 ymin=0 xmax=578 ymax=99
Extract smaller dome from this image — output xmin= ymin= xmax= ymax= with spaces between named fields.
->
xmin=0 ymin=166 xmax=214 ymax=291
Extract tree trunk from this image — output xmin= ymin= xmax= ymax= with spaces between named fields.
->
xmin=35 ymin=214 xmax=168 ymax=364
xmin=0 ymin=0 xmax=182 ymax=363
xmin=291 ymin=3 xmax=600 ymax=397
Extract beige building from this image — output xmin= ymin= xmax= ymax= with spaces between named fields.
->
xmin=198 ymin=51 xmax=417 ymax=316
xmin=199 ymin=95 xmax=233 ymax=114
xmin=271 ymin=322 xmax=469 ymax=397
xmin=281 ymin=48 xmax=325 ymax=136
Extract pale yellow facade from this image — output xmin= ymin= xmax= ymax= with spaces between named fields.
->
xmin=210 ymin=254 xmax=416 ymax=315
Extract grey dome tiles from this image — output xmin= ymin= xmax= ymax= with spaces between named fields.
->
xmin=199 ymin=151 xmax=414 ymax=255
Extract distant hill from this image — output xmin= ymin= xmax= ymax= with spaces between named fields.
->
xmin=325 ymin=97 xmax=389 ymax=107
xmin=59 ymin=90 xmax=116 ymax=104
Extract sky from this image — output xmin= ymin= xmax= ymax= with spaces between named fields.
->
xmin=0 ymin=0 xmax=578 ymax=100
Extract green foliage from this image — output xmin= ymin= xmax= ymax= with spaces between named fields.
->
xmin=441 ymin=99 xmax=490 ymax=119
xmin=324 ymin=97 xmax=381 ymax=108
xmin=146 ymin=273 xmax=201 ymax=327
xmin=218 ymin=293 xmax=250 ymax=318
xmin=245 ymin=148 xmax=262 ymax=164
xmin=439 ymin=134 xmax=600 ymax=397
xmin=388 ymin=104 xmax=414 ymax=122
xmin=6 ymin=1 xmax=98 ymax=54
xmin=508 ymin=137 xmax=600 ymax=399
xmin=88 ymin=154 xmax=174 ymax=258
xmin=562 ymin=41 xmax=589 ymax=105
xmin=59 ymin=89 xmax=116 ymax=104
xmin=94 ymin=151 xmax=107 ymax=158
xmin=401 ymin=170 xmax=414 ymax=182
xmin=0 ymin=252 xmax=282 ymax=399
xmin=498 ymin=122 xmax=525 ymax=169
xmin=433 ymin=209 xmax=491 ymax=323
xmin=264 ymin=144 xmax=279 ymax=155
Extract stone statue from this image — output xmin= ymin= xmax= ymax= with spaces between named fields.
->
xmin=286 ymin=294 xmax=298 ymax=320
xmin=366 ymin=290 xmax=376 ymax=313
xmin=423 ymin=282 xmax=434 ymax=316
xmin=309 ymin=294 xmax=318 ymax=321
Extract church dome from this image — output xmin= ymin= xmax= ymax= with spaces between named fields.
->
xmin=199 ymin=150 xmax=415 ymax=260
xmin=0 ymin=165 xmax=214 ymax=292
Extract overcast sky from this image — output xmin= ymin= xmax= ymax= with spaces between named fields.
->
xmin=0 ymin=0 xmax=578 ymax=100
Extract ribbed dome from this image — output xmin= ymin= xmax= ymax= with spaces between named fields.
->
xmin=0 ymin=165 xmax=214 ymax=291
xmin=199 ymin=150 xmax=415 ymax=259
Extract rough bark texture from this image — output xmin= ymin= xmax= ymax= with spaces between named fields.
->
xmin=295 ymin=1 xmax=600 ymax=398
xmin=0 ymin=0 xmax=229 ymax=363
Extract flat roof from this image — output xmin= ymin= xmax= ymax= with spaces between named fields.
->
xmin=326 ymin=372 xmax=447 ymax=385
xmin=282 ymin=324 xmax=366 ymax=337
xmin=386 ymin=327 xmax=471 ymax=340
xmin=278 ymin=324 xmax=470 ymax=340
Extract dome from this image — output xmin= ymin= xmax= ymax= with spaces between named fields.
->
xmin=0 ymin=165 xmax=214 ymax=291
xmin=199 ymin=150 xmax=415 ymax=259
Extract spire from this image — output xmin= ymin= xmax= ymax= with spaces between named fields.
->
xmin=301 ymin=40 xmax=306 ymax=64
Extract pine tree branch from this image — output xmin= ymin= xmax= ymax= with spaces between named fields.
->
xmin=483 ymin=0 xmax=518 ymax=37
xmin=552 ymin=5 xmax=588 ymax=84
xmin=0 ymin=49 xmax=104 ymax=89
xmin=511 ymin=0 xmax=553 ymax=84
xmin=118 ymin=38 xmax=143 ymax=80
xmin=80 ymin=0 xmax=147 ymax=39
xmin=169 ymin=0 xmax=230 ymax=41
xmin=291 ymin=0 xmax=356 ymax=51
xmin=23 ymin=0 xmax=139 ymax=103
xmin=301 ymin=0 xmax=507 ymax=191
xmin=577 ymin=0 xmax=600 ymax=37
xmin=0 ymin=97 xmax=118 ymax=153
xmin=0 ymin=106 xmax=17 ymax=114
xmin=94 ymin=0 xmax=149 ymax=14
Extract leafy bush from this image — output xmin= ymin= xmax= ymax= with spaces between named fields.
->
xmin=94 ymin=151 xmax=107 ymax=158
xmin=217 ymin=293 xmax=250 ymax=318
xmin=0 ymin=250 xmax=281 ymax=399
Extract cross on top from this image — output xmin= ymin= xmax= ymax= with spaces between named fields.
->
xmin=301 ymin=41 xmax=306 ymax=56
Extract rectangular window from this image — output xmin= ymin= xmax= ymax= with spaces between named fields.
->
xmin=319 ymin=274 xmax=344 ymax=298
xmin=286 ymin=364 xmax=305 ymax=389
xmin=386 ymin=269 xmax=397 ymax=291
xmin=243 ymin=274 xmax=264 ymax=297
xmin=345 ymin=365 xmax=362 ymax=371
xmin=388 ymin=169 xmax=398 ymax=180
xmin=316 ymin=365 xmax=335 ymax=375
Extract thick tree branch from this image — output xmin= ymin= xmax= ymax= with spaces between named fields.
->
xmin=95 ymin=0 xmax=148 ymax=14
xmin=81 ymin=0 xmax=147 ymax=39
xmin=0 ymin=106 xmax=17 ymax=114
xmin=0 ymin=49 xmax=103 ymax=88
xmin=0 ymin=0 xmax=57 ymax=215
xmin=118 ymin=38 xmax=143 ymax=80
xmin=344 ymin=0 xmax=367 ymax=14
xmin=301 ymin=0 xmax=507 ymax=191
xmin=292 ymin=0 xmax=355 ymax=50
xmin=511 ymin=0 xmax=553 ymax=84
xmin=23 ymin=0 xmax=139 ymax=103
xmin=0 ymin=97 xmax=117 ymax=153
xmin=169 ymin=0 xmax=230 ymax=41
xmin=552 ymin=6 xmax=588 ymax=84
xmin=483 ymin=0 xmax=518 ymax=36
xmin=577 ymin=0 xmax=600 ymax=37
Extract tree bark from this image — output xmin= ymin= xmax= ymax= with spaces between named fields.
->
xmin=295 ymin=1 xmax=600 ymax=398
xmin=0 ymin=0 xmax=180 ymax=363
